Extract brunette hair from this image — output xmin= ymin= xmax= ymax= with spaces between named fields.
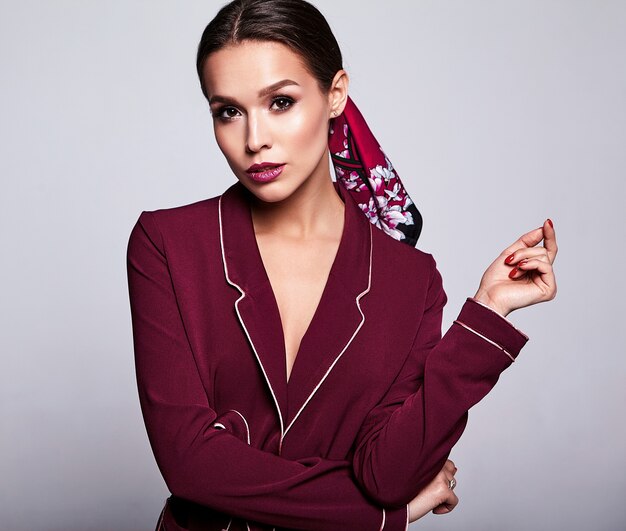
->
xmin=196 ymin=0 xmax=343 ymax=99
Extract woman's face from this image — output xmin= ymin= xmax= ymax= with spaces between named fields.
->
xmin=201 ymin=40 xmax=345 ymax=203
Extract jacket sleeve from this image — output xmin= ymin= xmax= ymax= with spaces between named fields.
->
xmin=126 ymin=211 xmax=409 ymax=531
xmin=351 ymin=254 xmax=529 ymax=507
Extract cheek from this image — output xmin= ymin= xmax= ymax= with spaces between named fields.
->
xmin=284 ymin=106 xmax=328 ymax=155
xmin=214 ymin=125 xmax=241 ymax=160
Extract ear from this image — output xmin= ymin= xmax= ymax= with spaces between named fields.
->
xmin=328 ymin=69 xmax=349 ymax=118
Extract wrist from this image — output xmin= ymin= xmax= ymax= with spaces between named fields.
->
xmin=472 ymin=290 xmax=510 ymax=317
xmin=407 ymin=498 xmax=429 ymax=524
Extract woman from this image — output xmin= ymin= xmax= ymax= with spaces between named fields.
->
xmin=126 ymin=1 xmax=558 ymax=529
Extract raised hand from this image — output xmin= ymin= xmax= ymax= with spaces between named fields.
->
xmin=408 ymin=459 xmax=459 ymax=522
xmin=473 ymin=219 xmax=558 ymax=317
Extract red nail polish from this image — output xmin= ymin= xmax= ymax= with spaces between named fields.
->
xmin=505 ymin=253 xmax=515 ymax=264
xmin=547 ymin=218 xmax=553 ymax=228
xmin=509 ymin=267 xmax=518 ymax=279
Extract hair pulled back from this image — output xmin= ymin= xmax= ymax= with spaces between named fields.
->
xmin=196 ymin=0 xmax=343 ymax=98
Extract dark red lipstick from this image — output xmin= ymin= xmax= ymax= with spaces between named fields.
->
xmin=245 ymin=162 xmax=286 ymax=183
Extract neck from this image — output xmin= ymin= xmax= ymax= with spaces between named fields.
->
xmin=249 ymin=154 xmax=345 ymax=240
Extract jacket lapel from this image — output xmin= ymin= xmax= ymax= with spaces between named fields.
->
xmin=283 ymin=183 xmax=372 ymax=435
xmin=218 ymin=182 xmax=289 ymax=436
xmin=218 ymin=180 xmax=372 ymax=441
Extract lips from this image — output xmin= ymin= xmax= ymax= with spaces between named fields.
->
xmin=245 ymin=162 xmax=286 ymax=183
xmin=246 ymin=162 xmax=285 ymax=172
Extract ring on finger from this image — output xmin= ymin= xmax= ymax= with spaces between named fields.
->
xmin=448 ymin=477 xmax=457 ymax=490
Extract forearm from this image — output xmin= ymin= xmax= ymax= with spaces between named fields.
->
xmin=145 ymin=406 xmax=408 ymax=530
xmin=351 ymin=258 xmax=528 ymax=507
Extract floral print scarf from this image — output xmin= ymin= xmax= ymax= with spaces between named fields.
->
xmin=328 ymin=96 xmax=423 ymax=247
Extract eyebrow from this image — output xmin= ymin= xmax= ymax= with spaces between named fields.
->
xmin=208 ymin=79 xmax=300 ymax=106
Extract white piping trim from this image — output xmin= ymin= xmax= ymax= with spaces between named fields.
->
xmin=218 ymin=195 xmax=286 ymax=442
xmin=221 ymin=517 xmax=249 ymax=531
xmin=468 ymin=297 xmax=529 ymax=339
xmin=453 ymin=319 xmax=516 ymax=363
xmin=219 ymin=207 xmax=373 ymax=527
xmin=405 ymin=503 xmax=409 ymax=530
xmin=280 ymin=224 xmax=373 ymax=451
xmin=229 ymin=409 xmax=251 ymax=445
xmin=379 ymin=507 xmax=386 ymax=531
xmin=211 ymin=411 xmax=252 ymax=530
xmin=221 ymin=516 xmax=249 ymax=531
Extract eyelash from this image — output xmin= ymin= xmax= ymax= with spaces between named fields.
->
xmin=213 ymin=95 xmax=296 ymax=122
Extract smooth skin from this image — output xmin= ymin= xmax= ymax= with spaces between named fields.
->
xmin=201 ymin=39 xmax=557 ymax=524
xmin=474 ymin=220 xmax=558 ymax=316
xmin=203 ymin=40 xmax=348 ymax=385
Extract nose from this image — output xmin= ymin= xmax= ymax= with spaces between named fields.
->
xmin=245 ymin=110 xmax=272 ymax=153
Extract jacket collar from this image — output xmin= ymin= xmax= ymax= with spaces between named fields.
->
xmin=218 ymin=179 xmax=372 ymax=445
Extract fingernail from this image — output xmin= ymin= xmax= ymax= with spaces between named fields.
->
xmin=509 ymin=267 xmax=518 ymax=279
xmin=547 ymin=218 xmax=553 ymax=228
xmin=518 ymin=259 xmax=528 ymax=266
xmin=505 ymin=253 xmax=515 ymax=264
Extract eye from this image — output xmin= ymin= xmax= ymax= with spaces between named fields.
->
xmin=271 ymin=95 xmax=295 ymax=112
xmin=213 ymin=106 xmax=240 ymax=122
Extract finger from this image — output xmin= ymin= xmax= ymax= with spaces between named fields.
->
xmin=517 ymin=258 xmax=553 ymax=274
xmin=514 ymin=259 xmax=557 ymax=298
xmin=503 ymin=226 xmax=545 ymax=256
xmin=444 ymin=459 xmax=456 ymax=474
xmin=442 ymin=472 xmax=457 ymax=492
xmin=432 ymin=491 xmax=459 ymax=514
xmin=542 ymin=218 xmax=558 ymax=263
xmin=504 ymin=247 xmax=551 ymax=266
xmin=509 ymin=256 xmax=553 ymax=278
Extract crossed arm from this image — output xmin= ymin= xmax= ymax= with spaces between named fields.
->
xmin=127 ymin=211 xmax=528 ymax=530
xmin=352 ymin=255 xmax=528 ymax=507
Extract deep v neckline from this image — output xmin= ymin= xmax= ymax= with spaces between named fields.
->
xmin=247 ymin=189 xmax=348 ymax=386
xmin=219 ymin=178 xmax=373 ymax=430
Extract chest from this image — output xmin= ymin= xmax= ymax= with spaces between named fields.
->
xmin=199 ymin=285 xmax=418 ymax=459
xmin=254 ymin=233 xmax=341 ymax=383
xmin=164 ymin=198 xmax=430 ymax=458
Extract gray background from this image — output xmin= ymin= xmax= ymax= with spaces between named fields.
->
xmin=1 ymin=1 xmax=624 ymax=530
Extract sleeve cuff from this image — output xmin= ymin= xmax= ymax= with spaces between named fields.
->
xmin=454 ymin=297 xmax=530 ymax=361
xmin=380 ymin=504 xmax=409 ymax=530
xmin=467 ymin=297 xmax=529 ymax=339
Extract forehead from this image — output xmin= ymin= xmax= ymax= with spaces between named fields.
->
xmin=202 ymin=40 xmax=315 ymax=98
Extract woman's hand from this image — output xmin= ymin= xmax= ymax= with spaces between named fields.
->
xmin=473 ymin=219 xmax=558 ymax=317
xmin=408 ymin=459 xmax=459 ymax=522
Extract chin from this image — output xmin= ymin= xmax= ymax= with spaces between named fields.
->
xmin=237 ymin=177 xmax=301 ymax=204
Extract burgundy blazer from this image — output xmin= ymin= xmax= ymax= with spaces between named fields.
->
xmin=126 ymin=180 xmax=529 ymax=531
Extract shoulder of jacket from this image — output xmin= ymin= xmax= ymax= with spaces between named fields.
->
xmin=136 ymin=194 xmax=219 ymax=232
xmin=143 ymin=194 xmax=219 ymax=221
xmin=370 ymin=223 xmax=436 ymax=272
xmin=130 ymin=195 xmax=221 ymax=252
